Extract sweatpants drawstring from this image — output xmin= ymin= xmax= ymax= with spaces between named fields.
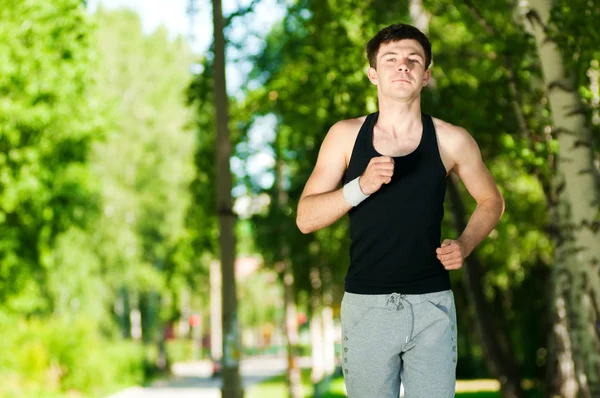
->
xmin=386 ymin=293 xmax=414 ymax=343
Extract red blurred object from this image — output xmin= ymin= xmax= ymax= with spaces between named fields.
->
xmin=164 ymin=323 xmax=175 ymax=340
xmin=297 ymin=312 xmax=307 ymax=325
xmin=189 ymin=314 xmax=201 ymax=328
xmin=211 ymin=359 xmax=222 ymax=378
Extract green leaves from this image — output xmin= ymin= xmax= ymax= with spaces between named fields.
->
xmin=0 ymin=0 xmax=98 ymax=310
xmin=92 ymin=6 xmax=199 ymax=320
xmin=0 ymin=0 xmax=201 ymax=329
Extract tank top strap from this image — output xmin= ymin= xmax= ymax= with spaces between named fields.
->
xmin=359 ymin=111 xmax=379 ymax=156
xmin=357 ymin=112 xmax=378 ymax=145
xmin=420 ymin=113 xmax=436 ymax=152
xmin=343 ymin=112 xmax=379 ymax=185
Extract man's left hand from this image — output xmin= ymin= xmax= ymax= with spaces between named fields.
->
xmin=436 ymin=239 xmax=465 ymax=270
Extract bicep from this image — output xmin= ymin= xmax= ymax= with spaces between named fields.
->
xmin=300 ymin=127 xmax=348 ymax=199
xmin=452 ymin=133 xmax=501 ymax=204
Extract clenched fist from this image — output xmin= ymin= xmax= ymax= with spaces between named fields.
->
xmin=359 ymin=156 xmax=395 ymax=195
xmin=436 ymin=239 xmax=465 ymax=270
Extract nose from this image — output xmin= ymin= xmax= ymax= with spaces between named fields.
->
xmin=397 ymin=60 xmax=410 ymax=72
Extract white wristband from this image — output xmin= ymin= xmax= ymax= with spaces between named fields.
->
xmin=343 ymin=176 xmax=370 ymax=207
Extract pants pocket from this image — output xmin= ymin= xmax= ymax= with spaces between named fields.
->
xmin=426 ymin=291 xmax=456 ymax=325
xmin=341 ymin=299 xmax=371 ymax=332
xmin=340 ymin=299 xmax=371 ymax=384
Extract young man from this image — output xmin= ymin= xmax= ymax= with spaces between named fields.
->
xmin=296 ymin=24 xmax=505 ymax=397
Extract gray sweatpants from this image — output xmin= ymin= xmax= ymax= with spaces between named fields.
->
xmin=341 ymin=290 xmax=457 ymax=398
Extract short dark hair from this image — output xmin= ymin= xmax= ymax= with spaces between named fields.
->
xmin=366 ymin=24 xmax=432 ymax=70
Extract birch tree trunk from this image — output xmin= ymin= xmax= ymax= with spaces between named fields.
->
xmin=524 ymin=1 xmax=600 ymax=396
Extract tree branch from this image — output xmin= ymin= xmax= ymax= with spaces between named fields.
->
xmin=462 ymin=0 xmax=532 ymax=139
xmin=225 ymin=0 xmax=261 ymax=26
xmin=462 ymin=0 xmax=500 ymax=37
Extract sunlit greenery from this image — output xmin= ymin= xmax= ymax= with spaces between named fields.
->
xmin=0 ymin=0 xmax=598 ymax=396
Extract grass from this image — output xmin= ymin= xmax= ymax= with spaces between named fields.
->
xmin=246 ymin=370 xmax=505 ymax=398
xmin=246 ymin=371 xmax=342 ymax=398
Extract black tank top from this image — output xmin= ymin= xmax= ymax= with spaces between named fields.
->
xmin=342 ymin=112 xmax=450 ymax=295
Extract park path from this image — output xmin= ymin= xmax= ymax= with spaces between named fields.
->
xmin=105 ymin=355 xmax=311 ymax=398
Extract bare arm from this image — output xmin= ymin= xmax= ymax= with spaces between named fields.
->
xmin=451 ymin=129 xmax=505 ymax=257
xmin=436 ymin=126 xmax=504 ymax=269
xmin=297 ymin=119 xmax=397 ymax=234
xmin=296 ymin=122 xmax=354 ymax=234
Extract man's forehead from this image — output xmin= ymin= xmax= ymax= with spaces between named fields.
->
xmin=378 ymin=40 xmax=424 ymax=56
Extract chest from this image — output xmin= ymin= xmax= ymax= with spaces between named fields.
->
xmin=372 ymin=130 xmax=422 ymax=157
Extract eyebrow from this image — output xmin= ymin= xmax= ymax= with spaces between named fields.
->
xmin=379 ymin=51 xmax=424 ymax=59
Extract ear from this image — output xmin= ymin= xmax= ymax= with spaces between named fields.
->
xmin=422 ymin=69 xmax=431 ymax=86
xmin=367 ymin=66 xmax=378 ymax=85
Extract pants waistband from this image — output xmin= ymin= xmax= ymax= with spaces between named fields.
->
xmin=342 ymin=289 xmax=452 ymax=308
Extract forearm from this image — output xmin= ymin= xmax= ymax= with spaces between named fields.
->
xmin=457 ymin=197 xmax=505 ymax=257
xmin=296 ymin=189 xmax=352 ymax=234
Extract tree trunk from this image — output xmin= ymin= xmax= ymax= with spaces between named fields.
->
xmin=274 ymin=137 xmax=303 ymax=398
xmin=543 ymin=168 xmax=578 ymax=398
xmin=321 ymin=266 xmax=336 ymax=380
xmin=212 ymin=0 xmax=243 ymax=396
xmin=409 ymin=0 xmax=430 ymax=36
xmin=525 ymin=1 xmax=600 ymax=396
xmin=117 ymin=286 xmax=131 ymax=339
xmin=447 ymin=175 xmax=525 ymax=398
xmin=210 ymin=260 xmax=223 ymax=363
xmin=282 ymin=262 xmax=303 ymax=398
xmin=409 ymin=0 xmax=435 ymax=91
xmin=546 ymin=274 xmax=578 ymax=398
xmin=452 ymin=279 xmax=478 ymax=377
xmin=310 ymin=266 xmax=325 ymax=398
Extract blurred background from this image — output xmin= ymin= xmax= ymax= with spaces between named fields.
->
xmin=0 ymin=0 xmax=599 ymax=397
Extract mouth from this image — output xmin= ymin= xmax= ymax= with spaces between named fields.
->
xmin=392 ymin=78 xmax=411 ymax=83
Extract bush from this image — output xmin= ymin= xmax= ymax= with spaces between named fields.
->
xmin=0 ymin=313 xmax=147 ymax=397
xmin=165 ymin=338 xmax=195 ymax=363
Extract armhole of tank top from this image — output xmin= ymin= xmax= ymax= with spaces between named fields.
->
xmin=428 ymin=115 xmax=448 ymax=177
xmin=344 ymin=114 xmax=372 ymax=184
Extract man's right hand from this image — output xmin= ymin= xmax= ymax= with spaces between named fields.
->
xmin=359 ymin=156 xmax=395 ymax=195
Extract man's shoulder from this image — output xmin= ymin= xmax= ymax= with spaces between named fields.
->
xmin=431 ymin=117 xmax=475 ymax=147
xmin=329 ymin=116 xmax=367 ymax=135
xmin=431 ymin=116 xmax=467 ymax=137
xmin=431 ymin=116 xmax=480 ymax=159
xmin=324 ymin=116 xmax=367 ymax=145
xmin=321 ymin=116 xmax=368 ymax=163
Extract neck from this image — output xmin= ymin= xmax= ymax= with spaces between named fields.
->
xmin=376 ymin=95 xmax=422 ymax=134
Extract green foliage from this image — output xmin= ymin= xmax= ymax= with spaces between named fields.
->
xmin=1 ymin=0 xmax=597 ymax=394
xmin=550 ymin=0 xmax=600 ymax=149
xmin=0 ymin=313 xmax=146 ymax=397
xmin=0 ymin=0 xmax=102 ymax=312
xmin=92 ymin=6 xmax=201 ymax=336
xmin=238 ymin=269 xmax=284 ymax=328
xmin=420 ymin=1 xmax=555 ymax=292
xmin=186 ymin=58 xmax=220 ymax=259
xmin=1 ymin=1 xmax=205 ymax=394
xmin=165 ymin=338 xmax=199 ymax=363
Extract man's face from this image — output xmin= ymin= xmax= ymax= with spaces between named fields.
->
xmin=368 ymin=39 xmax=430 ymax=100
